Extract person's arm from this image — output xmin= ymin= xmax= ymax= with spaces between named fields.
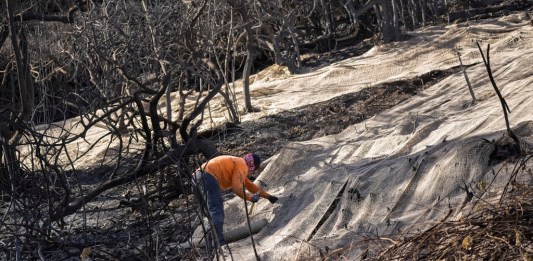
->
xmin=232 ymin=172 xmax=255 ymax=201
xmin=247 ymin=178 xmax=279 ymax=203
xmin=232 ymin=172 xmax=270 ymax=201
xmin=244 ymin=178 xmax=270 ymax=198
xmin=231 ymin=160 xmax=278 ymax=203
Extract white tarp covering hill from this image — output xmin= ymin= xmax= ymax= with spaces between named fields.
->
xmin=219 ymin=14 xmax=533 ymax=260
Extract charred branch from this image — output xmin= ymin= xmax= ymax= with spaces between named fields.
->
xmin=476 ymin=42 xmax=519 ymax=149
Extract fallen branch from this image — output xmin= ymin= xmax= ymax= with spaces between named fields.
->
xmin=50 ymin=138 xmax=217 ymax=222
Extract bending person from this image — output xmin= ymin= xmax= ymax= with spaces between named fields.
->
xmin=192 ymin=153 xmax=278 ymax=249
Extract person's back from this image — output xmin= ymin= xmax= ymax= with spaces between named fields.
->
xmin=201 ymin=155 xmax=247 ymax=191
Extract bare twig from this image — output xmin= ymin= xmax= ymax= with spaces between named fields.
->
xmin=476 ymin=42 xmax=519 ymax=148
xmin=455 ymin=50 xmax=476 ymax=104
xmin=243 ymin=181 xmax=260 ymax=261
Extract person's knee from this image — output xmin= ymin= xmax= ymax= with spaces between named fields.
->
xmin=211 ymin=210 xmax=224 ymax=224
xmin=209 ymin=205 xmax=224 ymax=219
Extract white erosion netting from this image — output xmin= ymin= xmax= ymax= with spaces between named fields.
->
xmin=220 ymin=14 xmax=533 ymax=260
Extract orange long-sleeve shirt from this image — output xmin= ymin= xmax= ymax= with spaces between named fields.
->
xmin=198 ymin=155 xmax=270 ymax=201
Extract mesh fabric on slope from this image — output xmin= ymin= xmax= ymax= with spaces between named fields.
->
xmin=221 ymin=14 xmax=533 ymax=260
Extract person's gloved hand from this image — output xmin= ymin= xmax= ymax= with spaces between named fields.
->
xmin=267 ymin=195 xmax=279 ymax=204
xmin=250 ymin=194 xmax=260 ymax=203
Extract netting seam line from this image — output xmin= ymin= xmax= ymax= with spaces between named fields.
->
xmin=306 ymin=179 xmax=349 ymax=242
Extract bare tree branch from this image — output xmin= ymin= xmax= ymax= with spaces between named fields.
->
xmin=476 ymin=41 xmax=519 ymax=147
